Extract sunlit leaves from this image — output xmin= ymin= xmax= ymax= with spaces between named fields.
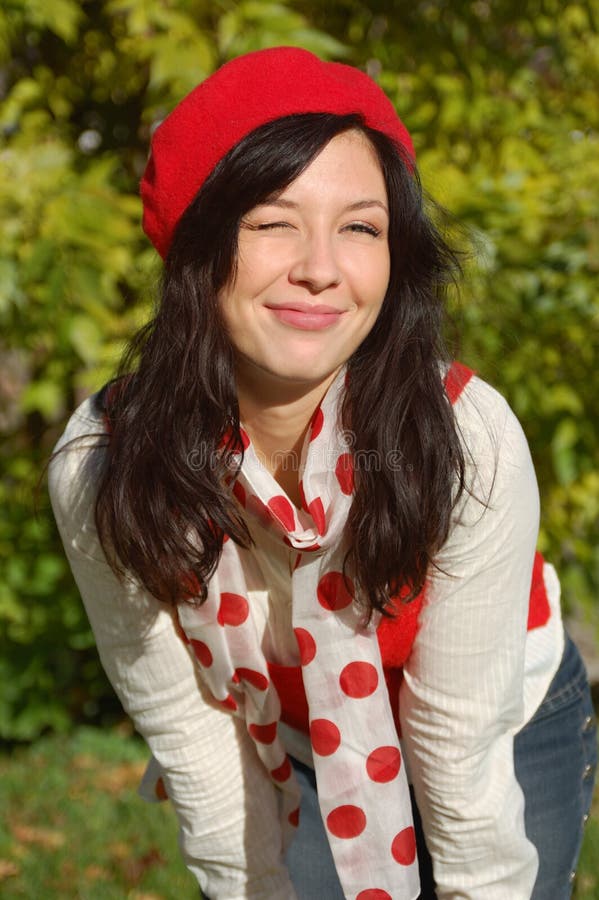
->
xmin=1 ymin=0 xmax=597 ymax=740
xmin=217 ymin=1 xmax=347 ymax=58
xmin=0 ymin=0 xmax=349 ymax=741
xmin=0 ymin=0 xmax=83 ymax=64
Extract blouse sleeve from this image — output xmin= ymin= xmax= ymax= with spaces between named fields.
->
xmin=48 ymin=401 xmax=297 ymax=900
xmin=399 ymin=377 xmax=540 ymax=898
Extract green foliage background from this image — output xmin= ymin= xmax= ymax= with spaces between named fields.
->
xmin=0 ymin=0 xmax=597 ymax=740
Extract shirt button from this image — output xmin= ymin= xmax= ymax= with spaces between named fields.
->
xmin=583 ymin=763 xmax=594 ymax=780
xmin=569 ymin=871 xmax=576 ymax=884
xmin=583 ymin=715 xmax=595 ymax=732
xmin=583 ymin=813 xmax=589 ymax=824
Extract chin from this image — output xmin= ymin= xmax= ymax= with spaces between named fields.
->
xmin=272 ymin=365 xmax=338 ymax=385
xmin=235 ymin=348 xmax=344 ymax=390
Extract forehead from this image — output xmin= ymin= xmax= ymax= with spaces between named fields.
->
xmin=274 ymin=130 xmax=387 ymax=203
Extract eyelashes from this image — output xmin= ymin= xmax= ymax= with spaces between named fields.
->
xmin=253 ymin=222 xmax=291 ymax=231
xmin=240 ymin=220 xmax=291 ymax=232
xmin=344 ymin=223 xmax=381 ymax=237
xmin=241 ymin=220 xmax=382 ymax=237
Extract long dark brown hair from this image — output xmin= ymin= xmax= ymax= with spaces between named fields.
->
xmin=94 ymin=112 xmax=465 ymax=615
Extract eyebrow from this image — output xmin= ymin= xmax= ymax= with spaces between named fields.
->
xmin=258 ymin=198 xmax=389 ymax=215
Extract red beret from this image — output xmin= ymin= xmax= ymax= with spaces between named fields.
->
xmin=141 ymin=46 xmax=415 ymax=259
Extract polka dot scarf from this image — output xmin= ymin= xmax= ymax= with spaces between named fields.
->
xmin=178 ymin=371 xmax=420 ymax=899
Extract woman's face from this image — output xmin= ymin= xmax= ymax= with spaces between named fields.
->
xmin=219 ymin=129 xmax=391 ymax=393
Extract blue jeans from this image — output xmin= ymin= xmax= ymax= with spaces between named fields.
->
xmin=286 ymin=632 xmax=597 ymax=899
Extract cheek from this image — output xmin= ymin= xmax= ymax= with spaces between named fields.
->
xmin=378 ymin=245 xmax=392 ymax=288
xmin=219 ymin=269 xmax=256 ymax=322
xmin=217 ymin=284 xmax=251 ymax=351
xmin=235 ymin=240 xmax=285 ymax=291
xmin=217 ymin=289 xmax=235 ymax=334
xmin=358 ymin=252 xmax=390 ymax=310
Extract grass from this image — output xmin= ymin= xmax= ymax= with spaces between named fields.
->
xmin=0 ymin=726 xmax=195 ymax=899
xmin=578 ymin=817 xmax=599 ymax=899
xmin=0 ymin=725 xmax=597 ymax=898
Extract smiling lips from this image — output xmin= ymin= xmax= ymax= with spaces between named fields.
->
xmin=266 ymin=302 xmax=344 ymax=331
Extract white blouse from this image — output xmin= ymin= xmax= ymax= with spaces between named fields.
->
xmin=49 ymin=374 xmax=563 ymax=899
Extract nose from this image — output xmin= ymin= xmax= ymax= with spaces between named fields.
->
xmin=288 ymin=231 xmax=341 ymax=293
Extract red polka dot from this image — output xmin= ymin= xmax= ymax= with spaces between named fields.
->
xmin=317 ymin=571 xmax=354 ymax=611
xmin=268 ymin=495 xmax=296 ymax=531
xmin=239 ymin=427 xmax=250 ymax=450
xmin=271 ymin=757 xmax=292 ymax=782
xmin=356 ymin=892 xmax=392 ymax=900
xmin=310 ymin=719 xmax=341 ymax=756
xmin=235 ymin=667 xmax=268 ymax=690
xmin=220 ymin=426 xmax=250 ymax=453
xmin=294 ymin=627 xmax=317 ymax=665
xmin=326 ymin=805 xmax=366 ymax=839
xmin=366 ymin=746 xmax=402 ymax=783
xmin=339 ymin=661 xmax=378 ymax=698
xmin=310 ymin=407 xmax=324 ymax=441
xmin=218 ymin=427 xmax=232 ymax=451
xmin=248 ymin=722 xmax=278 ymax=744
xmin=335 ymin=452 xmax=354 ymax=494
xmin=391 ymin=826 xmax=417 ymax=865
xmin=288 ymin=807 xmax=300 ymax=827
xmin=190 ymin=639 xmax=213 ymax=667
xmin=180 ymin=572 xmax=200 ymax=602
xmin=308 ymin=496 xmax=326 ymax=535
xmin=155 ymin=777 xmax=168 ymax=801
xmin=174 ymin=611 xmax=190 ymax=642
xmin=220 ymin=694 xmax=238 ymax=711
xmin=206 ymin=518 xmax=230 ymax=543
xmin=232 ymin=480 xmax=246 ymax=507
xmin=298 ymin=479 xmax=308 ymax=511
xmin=217 ymin=592 xmax=249 ymax=626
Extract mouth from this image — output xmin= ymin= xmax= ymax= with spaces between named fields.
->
xmin=265 ymin=302 xmax=345 ymax=331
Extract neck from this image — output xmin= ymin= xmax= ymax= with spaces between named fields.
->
xmin=235 ymin=362 xmax=339 ymax=505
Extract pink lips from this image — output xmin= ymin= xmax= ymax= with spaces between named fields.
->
xmin=266 ymin=302 xmax=344 ymax=331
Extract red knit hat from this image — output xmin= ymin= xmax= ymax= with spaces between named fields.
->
xmin=141 ymin=46 xmax=415 ymax=258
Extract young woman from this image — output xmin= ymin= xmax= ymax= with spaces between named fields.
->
xmin=49 ymin=47 xmax=596 ymax=899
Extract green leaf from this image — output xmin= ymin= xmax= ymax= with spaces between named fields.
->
xmin=20 ymin=380 xmax=64 ymax=419
xmin=551 ymin=418 xmax=580 ymax=486
xmin=23 ymin=0 xmax=84 ymax=44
